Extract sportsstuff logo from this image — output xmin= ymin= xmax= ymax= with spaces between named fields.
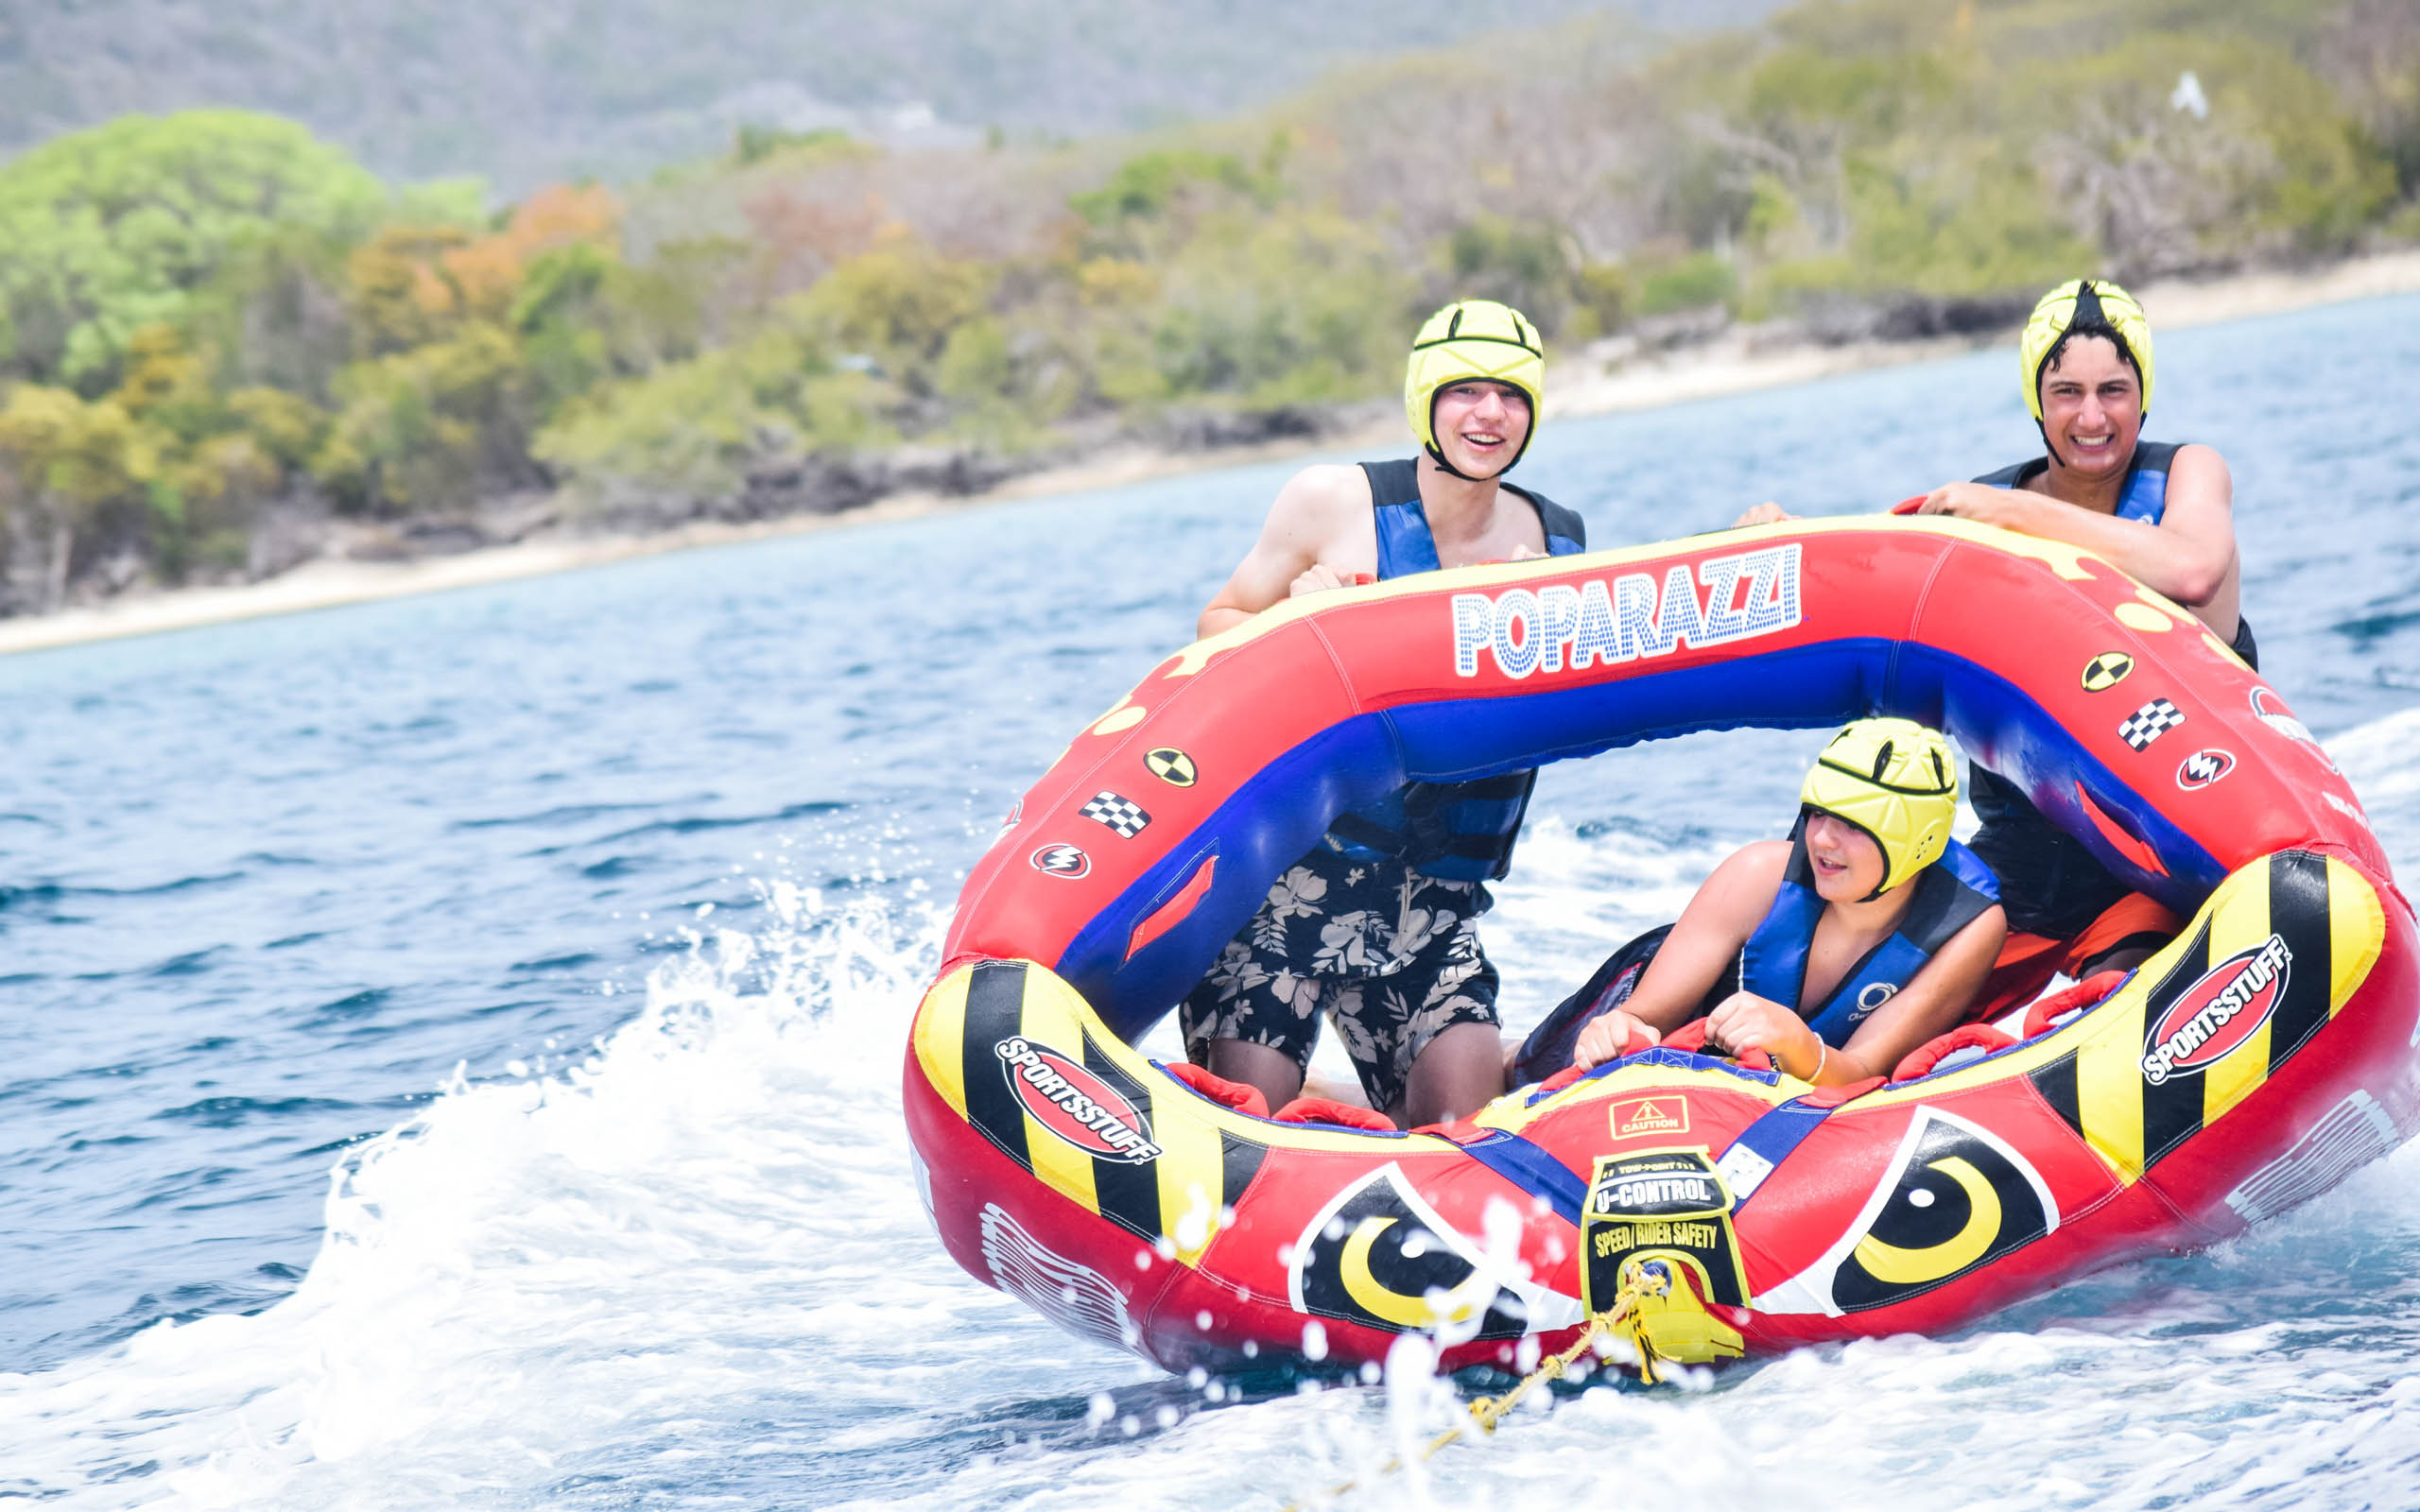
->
xmin=2141 ymin=935 xmax=2292 ymax=1086
xmin=2251 ymin=687 xmax=2339 ymax=773
xmin=1450 ymin=543 xmax=1800 ymax=679
xmin=994 ymin=1037 xmax=1163 ymax=1162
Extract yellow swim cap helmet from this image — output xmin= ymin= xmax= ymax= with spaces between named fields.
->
xmin=1405 ymin=299 xmax=1544 ymax=477
xmin=1800 ymin=717 xmax=1959 ymax=897
xmin=2018 ymin=278 xmax=2154 ymax=421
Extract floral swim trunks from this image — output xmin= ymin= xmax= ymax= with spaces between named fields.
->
xmin=1179 ymin=841 xmax=1499 ymax=1116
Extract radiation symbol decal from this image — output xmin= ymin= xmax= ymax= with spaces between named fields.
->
xmin=2081 ymin=651 xmax=2135 ymax=692
xmin=1288 ymin=1164 xmax=1580 ymax=1342
xmin=1144 ymin=747 xmax=1198 ymax=787
xmin=1756 ymin=1108 xmax=2059 ymax=1316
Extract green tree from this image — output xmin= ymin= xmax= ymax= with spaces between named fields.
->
xmin=793 ymin=233 xmax=993 ymax=395
xmin=0 ymin=384 xmax=159 ymax=608
xmin=0 ymin=111 xmax=388 ymax=387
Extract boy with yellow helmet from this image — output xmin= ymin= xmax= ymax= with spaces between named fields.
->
xmin=1921 ymin=278 xmax=2242 ymax=649
xmin=1185 ymin=299 xmax=1587 ymax=1129
xmin=1918 ymin=278 xmax=2253 ymax=1016
xmin=1518 ymin=718 xmax=2007 ymax=1087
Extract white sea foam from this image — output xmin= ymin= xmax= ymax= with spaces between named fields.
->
xmin=0 ymin=881 xmax=1103 ymax=1507
xmin=5 ymin=713 xmax=2417 ymax=1509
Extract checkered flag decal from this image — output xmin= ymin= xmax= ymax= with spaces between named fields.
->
xmin=1080 ymin=791 xmax=1151 ymax=838
xmin=2118 ymin=698 xmax=2186 ymax=750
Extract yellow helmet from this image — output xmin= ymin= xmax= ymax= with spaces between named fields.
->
xmin=1404 ymin=299 xmax=1544 ymax=475
xmin=1800 ymin=717 xmax=1959 ymax=897
xmin=2018 ymin=278 xmax=2154 ymax=421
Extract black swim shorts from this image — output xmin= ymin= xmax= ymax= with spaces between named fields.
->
xmin=1179 ymin=843 xmax=1499 ymax=1116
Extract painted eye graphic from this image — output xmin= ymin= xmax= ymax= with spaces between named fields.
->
xmin=1815 ymin=1108 xmax=2060 ymax=1314
xmin=1288 ymin=1165 xmax=1580 ymax=1341
xmin=1850 ymin=1155 xmax=2002 ymax=1286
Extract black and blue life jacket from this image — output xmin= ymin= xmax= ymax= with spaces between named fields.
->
xmin=1511 ymin=833 xmax=2002 ymax=1080
xmin=1322 ymin=458 xmax=1587 ymax=883
xmin=1736 ymin=829 xmax=2001 ymax=1047
xmin=1976 ymin=439 xmax=2181 ymax=525
xmin=1967 ymin=442 xmax=2257 ymax=936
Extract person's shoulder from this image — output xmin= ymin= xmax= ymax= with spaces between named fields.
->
xmin=1729 ymin=838 xmax=1792 ymax=875
xmin=1710 ymin=839 xmax=1792 ymax=895
xmin=2165 ymin=442 xmax=2234 ymax=502
xmin=1268 ymin=462 xmax=1375 ymax=524
xmin=1685 ymin=838 xmax=1792 ymax=932
xmin=1283 ymin=461 xmax=1375 ymax=503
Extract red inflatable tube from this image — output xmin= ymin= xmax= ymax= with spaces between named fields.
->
xmin=906 ymin=516 xmax=2419 ymax=1375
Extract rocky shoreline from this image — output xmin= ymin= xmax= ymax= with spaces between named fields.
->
xmin=7 ymin=248 xmax=2418 ymax=659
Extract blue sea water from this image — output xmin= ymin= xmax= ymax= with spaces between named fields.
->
xmin=2 ymin=292 xmax=2418 ymax=1508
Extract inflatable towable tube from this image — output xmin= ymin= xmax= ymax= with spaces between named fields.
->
xmin=905 ymin=516 xmax=2420 ymax=1373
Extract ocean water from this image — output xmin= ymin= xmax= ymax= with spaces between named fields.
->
xmin=2 ymin=292 xmax=2418 ymax=1508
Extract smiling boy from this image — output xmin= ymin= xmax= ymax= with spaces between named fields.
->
xmin=1920 ymin=279 xmax=2253 ymax=1012
xmin=1919 ymin=280 xmax=2245 ymax=649
xmin=1183 ymin=299 xmax=1587 ymax=1128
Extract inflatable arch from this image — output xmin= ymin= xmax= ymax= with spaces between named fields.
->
xmin=905 ymin=516 xmax=2420 ymax=1371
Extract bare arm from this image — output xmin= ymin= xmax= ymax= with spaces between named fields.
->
xmin=1572 ymin=843 xmax=1786 ymax=1067
xmin=1919 ymin=446 xmax=2238 ymax=612
xmin=1706 ymin=904 xmax=2008 ymax=1084
xmin=1196 ymin=465 xmax=1374 ymax=638
xmin=1622 ymin=843 xmax=1785 ymax=1028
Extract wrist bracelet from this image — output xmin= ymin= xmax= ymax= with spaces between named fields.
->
xmin=1805 ymin=1042 xmax=1827 ymax=1084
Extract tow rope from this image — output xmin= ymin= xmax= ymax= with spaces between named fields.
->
xmin=1278 ymin=1262 xmax=1672 ymax=1510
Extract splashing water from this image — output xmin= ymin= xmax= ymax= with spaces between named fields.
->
xmin=0 ymin=883 xmax=979 ymax=1506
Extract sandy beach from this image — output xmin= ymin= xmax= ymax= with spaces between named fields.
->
xmin=7 ymin=247 xmax=2417 ymax=660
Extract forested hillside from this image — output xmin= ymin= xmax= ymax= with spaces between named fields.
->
xmin=0 ymin=0 xmax=2415 ymax=617
xmin=0 ymin=0 xmax=1781 ymax=190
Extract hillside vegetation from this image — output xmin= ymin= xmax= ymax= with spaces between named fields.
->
xmin=0 ymin=0 xmax=2415 ymax=616
xmin=0 ymin=0 xmax=1776 ymax=191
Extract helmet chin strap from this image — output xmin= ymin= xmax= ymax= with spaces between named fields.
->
xmin=2036 ymin=418 xmax=2066 ymax=471
xmin=1423 ymin=443 xmax=1511 ymax=483
xmin=2038 ymin=413 xmax=2148 ymax=473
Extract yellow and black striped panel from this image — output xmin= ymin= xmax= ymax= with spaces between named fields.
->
xmin=913 ymin=959 xmax=1267 ymax=1264
xmin=2027 ymin=851 xmax=2384 ymax=1180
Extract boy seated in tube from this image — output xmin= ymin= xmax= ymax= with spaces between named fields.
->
xmin=1514 ymin=719 xmax=2008 ymax=1086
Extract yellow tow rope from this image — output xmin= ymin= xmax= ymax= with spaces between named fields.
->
xmin=1278 ymin=1266 xmax=1669 ymax=1511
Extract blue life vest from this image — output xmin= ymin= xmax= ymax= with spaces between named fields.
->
xmin=1322 ymin=459 xmax=1587 ymax=882
xmin=1966 ymin=441 xmax=2257 ymax=936
xmin=1736 ymin=831 xmax=2001 ymax=1048
xmin=1975 ymin=439 xmax=2182 ymax=524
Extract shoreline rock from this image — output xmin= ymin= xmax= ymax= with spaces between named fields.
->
xmin=6 ymin=248 xmax=2418 ymax=657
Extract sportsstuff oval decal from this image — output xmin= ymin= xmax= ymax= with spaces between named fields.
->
xmin=2141 ymin=935 xmax=2292 ymax=1086
xmin=994 ymin=1036 xmax=1162 ymax=1162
